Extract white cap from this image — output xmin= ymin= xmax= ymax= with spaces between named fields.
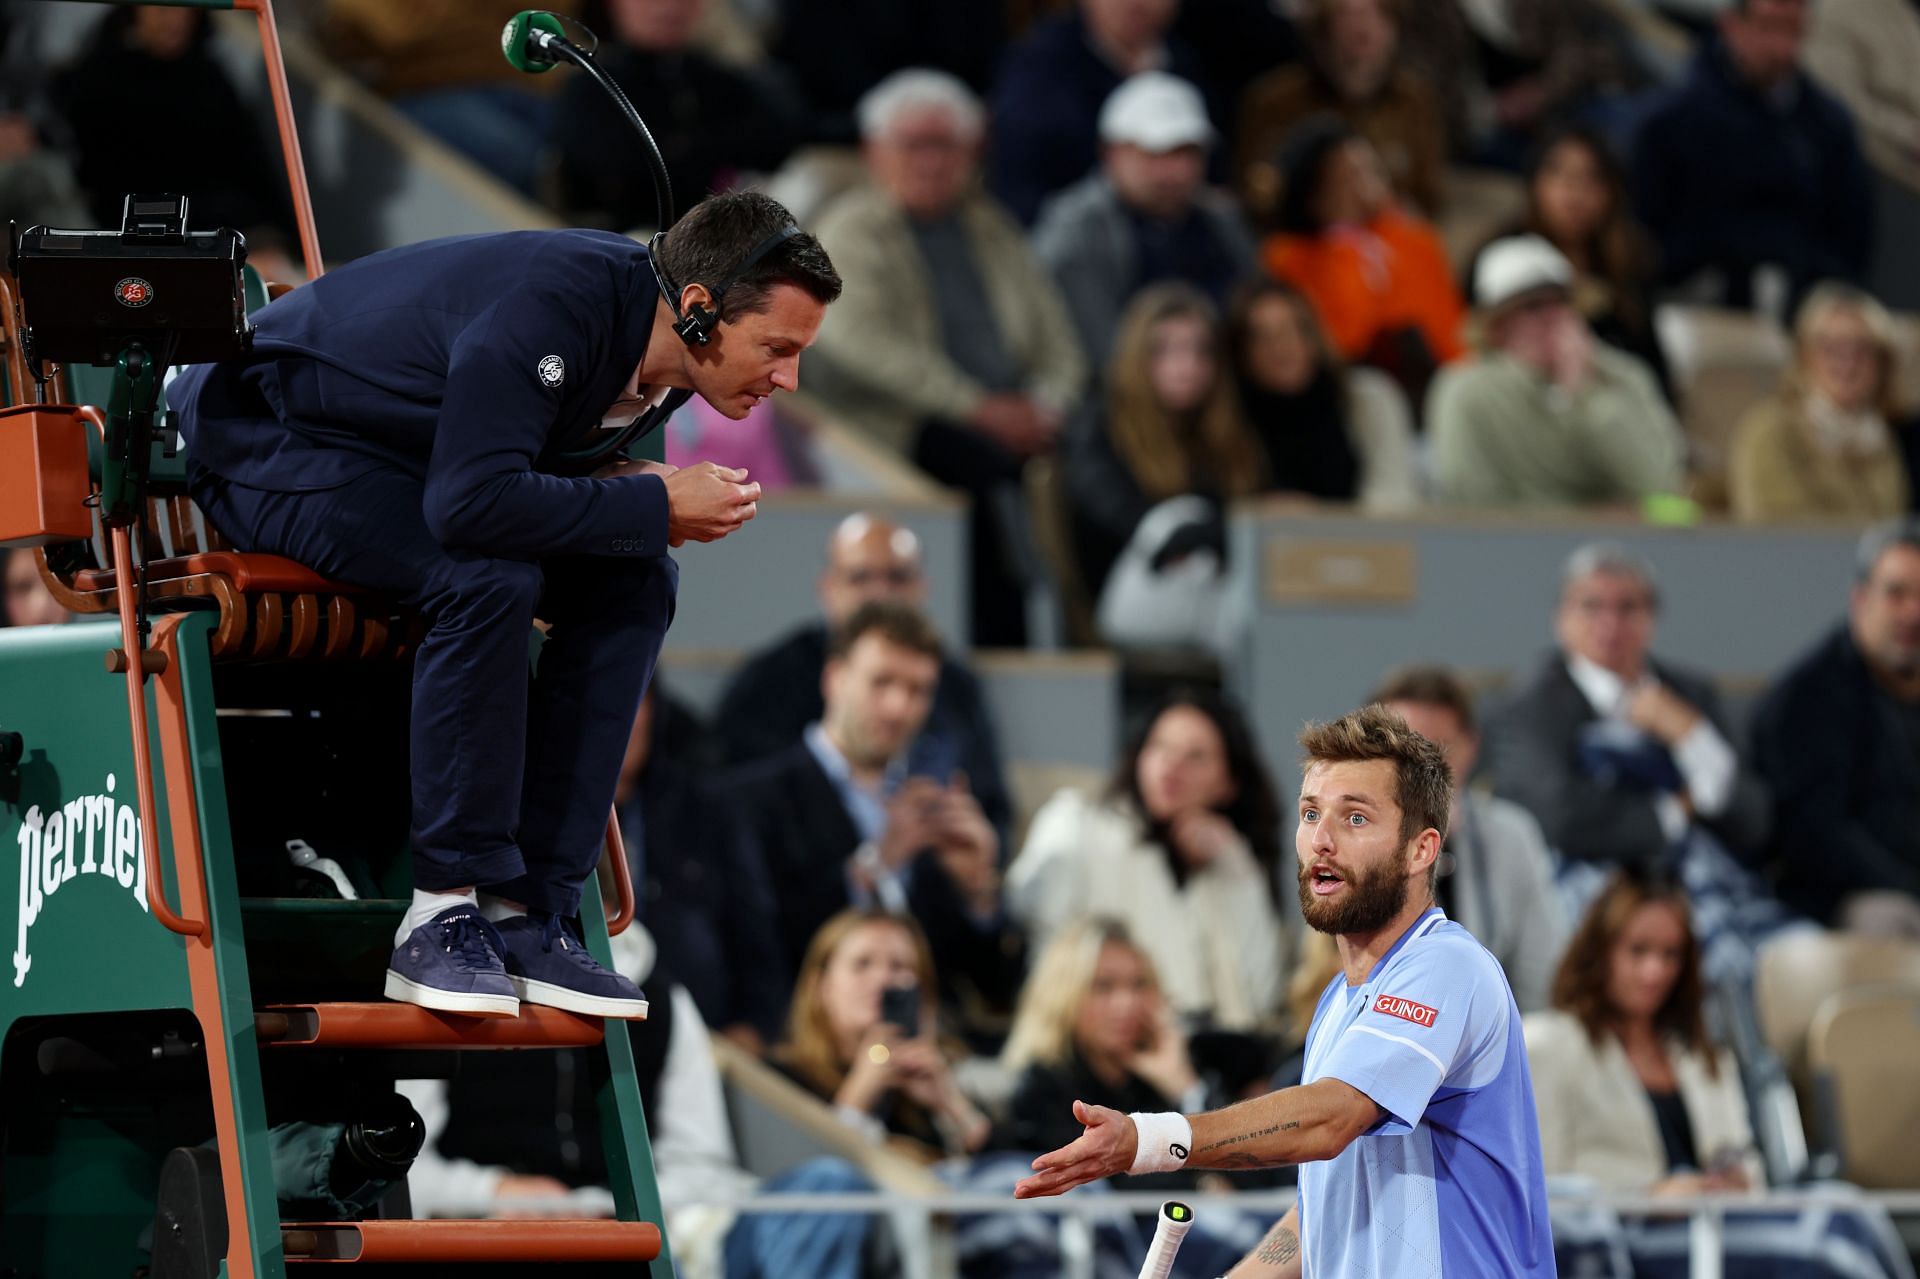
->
xmin=1474 ymin=234 xmax=1575 ymax=313
xmin=1099 ymin=72 xmax=1213 ymax=153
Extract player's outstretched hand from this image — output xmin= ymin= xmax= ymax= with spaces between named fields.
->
xmin=1012 ymin=1100 xmax=1137 ymax=1199
xmin=664 ymin=462 xmax=760 ymax=547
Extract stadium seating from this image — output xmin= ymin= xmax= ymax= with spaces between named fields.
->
xmin=1808 ymin=988 xmax=1920 ymax=1188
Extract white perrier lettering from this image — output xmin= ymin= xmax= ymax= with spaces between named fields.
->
xmin=12 ymin=772 xmax=149 ymax=987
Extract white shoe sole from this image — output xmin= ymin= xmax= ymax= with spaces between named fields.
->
xmin=511 ymin=976 xmax=650 ymax=1020
xmin=385 ymin=970 xmax=519 ymax=1017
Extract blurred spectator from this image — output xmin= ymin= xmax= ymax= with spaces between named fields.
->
xmin=0 ymin=6 xmax=84 ymax=229
xmin=1430 ymin=235 xmax=1681 ymax=507
xmin=1752 ymin=520 xmax=1920 ymax=934
xmin=1167 ymin=0 xmax=1300 ymax=124
xmin=770 ymin=907 xmax=992 ymax=1156
xmin=1008 ymin=689 xmax=1290 ymax=1031
xmin=1062 ymin=285 xmax=1259 ymax=636
xmin=1524 ymin=870 xmax=1762 ymax=1194
xmin=1470 ymin=126 xmax=1672 ymax=401
xmin=1236 ymin=0 xmax=1447 ymax=222
xmin=1370 ymin=665 xmax=1567 ymax=1011
xmin=1231 ymin=279 xmax=1422 ymax=511
xmin=660 ymin=394 xmax=817 ymax=488
xmin=1032 ymin=72 xmax=1258 ymax=371
xmin=1486 ymin=543 xmax=1770 ymax=874
xmin=616 ymin=684 xmax=785 ymax=1048
xmin=1260 ymin=119 xmax=1464 ymax=409
xmin=1805 ymin=0 xmax=1920 ymax=193
xmin=1730 ymin=283 xmax=1911 ymax=524
xmin=807 ymin=70 xmax=1085 ymax=646
xmin=1453 ymin=0 xmax=1643 ymax=172
xmin=3 ymin=549 xmax=72 ymax=628
xmin=999 ymin=920 xmax=1209 ymax=1162
xmin=987 ymin=0 xmax=1211 ymax=225
xmin=1631 ymin=0 xmax=1873 ymax=313
xmin=768 ymin=0 xmax=1007 ymax=145
xmin=724 ymin=601 xmax=1026 ymax=1047
xmin=712 ymin=512 xmax=1011 ymax=836
xmin=52 ymin=6 xmax=291 ymax=235
xmin=322 ymin=0 xmax=578 ymax=197
xmin=0 ymin=110 xmax=87 ymax=231
xmin=992 ymin=918 xmax=1265 ymax=1273
xmin=550 ymin=0 xmax=797 ymax=229
xmin=399 ymin=942 xmax=759 ymax=1260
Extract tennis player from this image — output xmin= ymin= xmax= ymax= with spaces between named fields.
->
xmin=1015 ymin=704 xmax=1556 ymax=1277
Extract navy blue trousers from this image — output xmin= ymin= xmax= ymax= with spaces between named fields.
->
xmin=190 ymin=464 xmax=676 ymax=915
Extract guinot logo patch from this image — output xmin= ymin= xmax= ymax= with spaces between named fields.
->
xmin=1373 ymin=994 xmax=1438 ymax=1028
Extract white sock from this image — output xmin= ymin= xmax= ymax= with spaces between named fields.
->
xmin=479 ymin=894 xmax=527 ymax=924
xmin=396 ymin=888 xmax=479 ymax=946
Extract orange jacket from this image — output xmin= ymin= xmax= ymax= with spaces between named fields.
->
xmin=1262 ymin=209 xmax=1466 ymax=367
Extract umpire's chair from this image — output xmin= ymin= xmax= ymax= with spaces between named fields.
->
xmin=0 ymin=258 xmax=673 ymax=1277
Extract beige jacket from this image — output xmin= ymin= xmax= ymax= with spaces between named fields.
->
xmin=1007 ymin=789 xmax=1289 ymax=1031
xmin=1524 ymin=1009 xmax=1764 ymax=1191
xmin=804 ymin=185 xmax=1087 ymax=453
xmin=1806 ymin=0 xmax=1920 ymax=190
xmin=1728 ymin=394 xmax=1909 ymax=524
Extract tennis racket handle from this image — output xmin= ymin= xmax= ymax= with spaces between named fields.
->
xmin=1136 ymin=1200 xmax=1195 ymax=1279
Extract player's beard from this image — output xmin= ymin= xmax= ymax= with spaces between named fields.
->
xmin=1297 ymin=846 xmax=1412 ymax=936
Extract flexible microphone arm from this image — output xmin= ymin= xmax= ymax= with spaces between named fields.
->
xmin=503 ymin=11 xmax=675 ymax=231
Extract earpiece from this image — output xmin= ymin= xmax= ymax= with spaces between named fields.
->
xmin=650 ymin=225 xmax=801 ymax=348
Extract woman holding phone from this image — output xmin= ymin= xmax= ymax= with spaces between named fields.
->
xmin=1523 ymin=869 xmax=1763 ymax=1195
xmin=771 ymin=908 xmax=991 ymax=1157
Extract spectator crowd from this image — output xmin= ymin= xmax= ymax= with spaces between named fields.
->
xmin=8 ymin=0 xmax=1920 ymax=1275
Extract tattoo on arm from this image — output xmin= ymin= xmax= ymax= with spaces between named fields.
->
xmin=1194 ymin=1120 xmax=1300 ymax=1156
xmin=1255 ymin=1224 xmax=1299 ymax=1266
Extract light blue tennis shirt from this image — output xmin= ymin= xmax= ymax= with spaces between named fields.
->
xmin=1297 ymin=907 xmax=1556 ymax=1277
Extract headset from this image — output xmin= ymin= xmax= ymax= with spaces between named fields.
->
xmin=647 ymin=223 xmax=801 ymax=348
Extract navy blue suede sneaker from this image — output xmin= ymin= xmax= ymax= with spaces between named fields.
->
xmin=383 ymin=906 xmax=518 ymax=1017
xmin=496 ymin=912 xmax=649 ymax=1019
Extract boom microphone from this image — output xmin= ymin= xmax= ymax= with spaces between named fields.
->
xmin=499 ymin=9 xmax=567 ymax=73
xmin=1136 ymin=1201 xmax=1195 ymax=1279
xmin=500 ymin=10 xmax=674 ymax=229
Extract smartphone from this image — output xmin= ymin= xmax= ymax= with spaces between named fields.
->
xmin=879 ymin=984 xmax=921 ymax=1038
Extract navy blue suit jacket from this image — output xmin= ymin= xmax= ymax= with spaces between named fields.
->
xmin=172 ymin=229 xmax=691 ymax=561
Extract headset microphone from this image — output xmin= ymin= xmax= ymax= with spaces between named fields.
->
xmin=1135 ymin=1201 xmax=1195 ymax=1279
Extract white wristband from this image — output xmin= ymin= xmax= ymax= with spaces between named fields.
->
xmin=1129 ymin=1111 xmax=1193 ymax=1175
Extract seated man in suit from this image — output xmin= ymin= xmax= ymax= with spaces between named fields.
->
xmin=615 ymin=683 xmax=785 ymax=1051
xmin=169 ymin=191 xmax=842 ymax=1019
xmin=1485 ymin=543 xmax=1784 ymax=974
xmin=1752 ymin=519 xmax=1920 ymax=934
xmin=724 ymin=599 xmax=1025 ymax=1049
xmin=712 ymin=511 xmax=1011 ymax=835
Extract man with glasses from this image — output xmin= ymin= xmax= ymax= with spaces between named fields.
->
xmin=1483 ymin=543 xmax=1781 ymax=972
xmin=713 ymin=511 xmax=1011 ymax=835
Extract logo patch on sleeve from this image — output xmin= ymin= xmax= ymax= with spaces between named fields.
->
xmin=537 ymin=354 xmax=565 ymax=387
xmin=1373 ymin=994 xmax=1438 ymax=1028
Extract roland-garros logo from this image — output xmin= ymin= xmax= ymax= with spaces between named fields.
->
xmin=1374 ymin=994 xmax=1438 ymax=1028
